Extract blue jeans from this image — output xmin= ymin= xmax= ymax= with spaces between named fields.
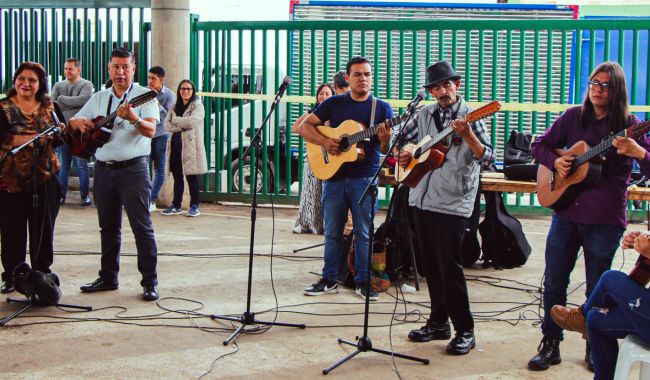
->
xmin=57 ymin=143 xmax=90 ymax=198
xmin=541 ymin=215 xmax=624 ymax=339
xmin=321 ymin=176 xmax=377 ymax=285
xmin=582 ymin=270 xmax=650 ymax=380
xmin=149 ymin=134 xmax=169 ymax=201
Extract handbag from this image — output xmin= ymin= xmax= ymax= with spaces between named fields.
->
xmin=504 ymin=130 xmax=534 ymax=166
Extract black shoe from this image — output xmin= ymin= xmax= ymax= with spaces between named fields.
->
xmin=304 ymin=278 xmax=338 ymax=296
xmin=80 ymin=277 xmax=118 ymax=292
xmin=586 ymin=341 xmax=594 ymax=372
xmin=355 ymin=281 xmax=379 ymax=301
xmin=59 ymin=197 xmax=66 ymax=205
xmin=81 ymin=196 xmax=92 ymax=206
xmin=446 ymin=330 xmax=476 ymax=355
xmin=408 ymin=321 xmax=452 ymax=342
xmin=1 ymin=280 xmax=14 ymax=293
xmin=528 ymin=336 xmax=561 ymax=370
xmin=143 ymin=285 xmax=159 ymax=301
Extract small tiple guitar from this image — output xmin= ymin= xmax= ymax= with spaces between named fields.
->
xmin=307 ymin=109 xmax=417 ymax=181
xmin=394 ymin=100 xmax=501 ymax=188
xmin=536 ymin=120 xmax=650 ymax=211
xmin=629 ymin=255 xmax=650 ymax=287
xmin=65 ymin=90 xmax=158 ymax=160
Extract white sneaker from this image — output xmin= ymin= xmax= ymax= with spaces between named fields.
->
xmin=149 ymin=202 xmax=157 ymax=212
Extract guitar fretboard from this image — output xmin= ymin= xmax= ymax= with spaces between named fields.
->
xmin=347 ymin=114 xmax=407 ymax=146
xmin=95 ymin=90 xmax=157 ymax=129
xmin=574 ymin=121 xmax=650 ymax=166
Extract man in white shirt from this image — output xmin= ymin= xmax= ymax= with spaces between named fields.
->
xmin=68 ymin=47 xmax=160 ymax=301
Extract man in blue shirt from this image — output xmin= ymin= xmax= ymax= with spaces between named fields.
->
xmin=147 ymin=66 xmax=175 ymax=211
xmin=298 ymin=56 xmax=392 ymax=301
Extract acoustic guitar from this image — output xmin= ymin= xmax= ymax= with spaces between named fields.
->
xmin=629 ymin=256 xmax=650 ymax=287
xmin=394 ymin=100 xmax=501 ymax=188
xmin=65 ymin=90 xmax=158 ymax=160
xmin=536 ymin=120 xmax=650 ymax=211
xmin=307 ymin=109 xmax=416 ymax=181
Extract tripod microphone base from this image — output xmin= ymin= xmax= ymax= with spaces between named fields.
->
xmin=212 ymin=311 xmax=306 ymax=346
xmin=322 ymin=335 xmax=429 ymax=375
xmin=1 ymin=297 xmax=92 ymax=327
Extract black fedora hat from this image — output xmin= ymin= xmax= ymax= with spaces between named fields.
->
xmin=424 ymin=61 xmax=461 ymax=88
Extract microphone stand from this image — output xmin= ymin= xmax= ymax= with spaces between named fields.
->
xmin=2 ymin=125 xmax=91 ymax=327
xmin=323 ymin=99 xmax=429 ymax=374
xmin=212 ymin=79 xmax=306 ymax=345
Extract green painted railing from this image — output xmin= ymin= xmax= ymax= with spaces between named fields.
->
xmin=193 ymin=19 xmax=650 ymax=211
xmin=0 ymin=6 xmax=150 ymax=94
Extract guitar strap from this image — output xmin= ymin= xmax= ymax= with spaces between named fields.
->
xmin=105 ymin=84 xmax=133 ymax=121
xmin=369 ymin=96 xmax=377 ymax=134
xmin=432 ymin=107 xmax=458 ymax=134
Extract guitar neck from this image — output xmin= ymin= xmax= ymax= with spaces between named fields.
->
xmin=96 ymin=110 xmax=120 ymax=129
xmin=347 ymin=114 xmax=405 ymax=146
xmin=575 ymin=120 xmax=650 ymax=166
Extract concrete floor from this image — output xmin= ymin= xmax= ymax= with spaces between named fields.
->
xmin=0 ymin=194 xmax=644 ymax=379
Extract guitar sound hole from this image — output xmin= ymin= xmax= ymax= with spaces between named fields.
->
xmin=413 ymin=147 xmax=422 ymax=159
xmin=339 ymin=137 xmax=350 ymax=151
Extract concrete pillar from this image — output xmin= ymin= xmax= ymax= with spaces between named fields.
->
xmin=150 ymin=0 xmax=191 ymax=209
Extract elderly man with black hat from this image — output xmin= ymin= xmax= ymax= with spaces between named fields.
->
xmin=395 ymin=61 xmax=495 ymax=355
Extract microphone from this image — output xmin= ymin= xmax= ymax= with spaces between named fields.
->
xmin=406 ymin=91 xmax=426 ymax=112
xmin=273 ymin=76 xmax=292 ymax=105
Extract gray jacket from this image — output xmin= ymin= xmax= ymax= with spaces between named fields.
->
xmin=404 ymin=97 xmax=495 ymax=218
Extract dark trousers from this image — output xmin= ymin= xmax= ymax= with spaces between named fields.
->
xmin=0 ymin=178 xmax=60 ymax=281
xmin=93 ymin=158 xmax=158 ymax=286
xmin=149 ymin=134 xmax=169 ymax=201
xmin=169 ymin=142 xmax=200 ymax=207
xmin=412 ymin=207 xmax=474 ymax=332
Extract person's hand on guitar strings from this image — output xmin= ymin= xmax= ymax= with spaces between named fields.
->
xmin=117 ymin=98 xmax=139 ymax=124
xmin=377 ymin=119 xmax=391 ymax=153
xmin=450 ymin=117 xmax=472 ymax=138
xmin=67 ymin=117 xmax=94 ymax=135
xmin=613 ymin=135 xmax=647 ymax=160
xmin=553 ymin=155 xmax=575 ymax=178
xmin=622 ymin=231 xmax=641 ymax=249
xmin=393 ymin=146 xmax=412 ymax=168
xmin=323 ymin=137 xmax=341 ymax=156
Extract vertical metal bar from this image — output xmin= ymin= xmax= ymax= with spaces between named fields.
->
xmin=505 ymin=30 xmax=512 ymax=170
xmin=72 ymin=9 xmax=79 ymax=59
xmin=323 ymin=30 xmax=329 ymax=82
xmin=84 ymin=9 xmax=90 ymax=80
xmin=138 ymin=8 xmax=145 ymax=84
xmin=532 ymin=30 xmax=540 ymax=135
xmin=490 ymin=30 xmax=498 ymax=149
xmin=29 ymin=9 xmax=36 ymax=61
xmin=478 ymin=30 xmax=485 ymax=102
xmin=426 ymin=29 xmax=431 ymax=89
xmin=348 ymin=29 xmax=354 ymax=60
xmin=631 ymin=29 xmax=639 ymax=107
xmin=373 ymin=30 xmax=379 ymax=95
xmin=22 ymin=10 xmax=29 ymax=63
xmin=215 ymin=29 xmax=224 ymax=191
xmin=360 ymin=29 xmax=366 ymax=57
xmin=237 ymin=29 xmax=243 ymax=193
xmin=335 ymin=29 xmax=341 ymax=72
xmin=297 ymin=28 xmax=305 ymax=195
xmin=106 ymin=8 xmax=113 ymax=83
xmin=589 ymin=29 xmax=596 ymax=73
xmin=61 ymin=9 xmax=67 ymax=64
xmin=94 ymin=8 xmax=101 ymax=89
xmin=438 ymin=29 xmax=444 ymax=61
xmin=399 ymin=30 xmax=404 ymax=112
xmin=1 ymin=10 xmax=5 ymax=91
xmin=516 ymin=30 xmax=526 ymax=206
xmin=386 ymin=30 xmax=392 ymax=100
xmin=574 ymin=29 xmax=582 ymax=104
xmin=604 ymin=29 xmax=611 ymax=62
xmin=464 ymin=30 xmax=471 ymax=100
xmin=561 ymin=30 xmax=568 ymax=104
xmin=226 ymin=29 xmax=232 ymax=192
xmin=117 ymin=8 xmax=123 ymax=48
xmin=40 ymin=10 xmax=47 ymax=66
xmin=618 ymin=29 xmax=625 ymax=66
xmin=51 ymin=9 xmax=58 ymax=84
xmin=280 ymin=29 xmax=287 ymax=193
xmin=261 ymin=29 xmax=268 ymax=194
xmin=250 ymin=30 xmax=260 ymax=194
xmin=128 ymin=7 xmax=134 ymax=52
xmin=452 ymin=29 xmax=458 ymax=69
xmin=411 ymin=30 xmax=418 ymax=98
xmin=204 ymin=29 xmax=212 ymax=190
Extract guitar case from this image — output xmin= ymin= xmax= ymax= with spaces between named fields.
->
xmin=479 ymin=191 xmax=532 ymax=268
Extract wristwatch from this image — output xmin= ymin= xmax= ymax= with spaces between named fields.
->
xmin=132 ymin=118 xmax=143 ymax=129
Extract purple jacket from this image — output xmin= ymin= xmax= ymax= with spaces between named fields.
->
xmin=531 ymin=106 xmax=650 ymax=227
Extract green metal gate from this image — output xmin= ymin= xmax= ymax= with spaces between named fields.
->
xmin=193 ymin=19 xmax=650 ymax=211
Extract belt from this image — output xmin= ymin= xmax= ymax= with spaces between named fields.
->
xmin=95 ymin=156 xmax=148 ymax=170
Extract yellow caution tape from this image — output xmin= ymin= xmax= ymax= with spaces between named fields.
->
xmin=197 ymin=91 xmax=650 ymax=113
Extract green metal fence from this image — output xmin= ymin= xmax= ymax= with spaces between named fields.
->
xmin=193 ymin=19 xmax=650 ymax=211
xmin=1 ymin=6 xmax=151 ymax=94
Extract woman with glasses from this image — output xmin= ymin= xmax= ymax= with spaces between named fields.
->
xmin=161 ymin=80 xmax=207 ymax=217
xmin=292 ymin=82 xmax=334 ymax=234
xmin=528 ymin=61 xmax=650 ymax=372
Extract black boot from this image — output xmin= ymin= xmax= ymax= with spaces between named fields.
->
xmin=585 ymin=341 xmax=594 ymax=372
xmin=528 ymin=336 xmax=561 ymax=371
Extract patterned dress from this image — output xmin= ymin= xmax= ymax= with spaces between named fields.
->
xmin=294 ymin=160 xmax=324 ymax=234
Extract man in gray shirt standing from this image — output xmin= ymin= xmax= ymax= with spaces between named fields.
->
xmin=51 ymin=58 xmax=94 ymax=205
xmin=147 ymin=66 xmax=175 ymax=211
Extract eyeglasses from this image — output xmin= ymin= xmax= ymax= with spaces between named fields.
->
xmin=588 ymin=80 xmax=610 ymax=92
xmin=180 ymin=87 xmax=193 ymax=91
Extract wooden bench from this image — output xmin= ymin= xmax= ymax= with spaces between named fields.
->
xmin=480 ymin=172 xmax=650 ymax=201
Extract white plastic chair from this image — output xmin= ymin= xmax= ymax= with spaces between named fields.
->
xmin=614 ymin=335 xmax=650 ymax=380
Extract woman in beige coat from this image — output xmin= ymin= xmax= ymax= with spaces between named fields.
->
xmin=161 ymin=80 xmax=207 ymax=217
